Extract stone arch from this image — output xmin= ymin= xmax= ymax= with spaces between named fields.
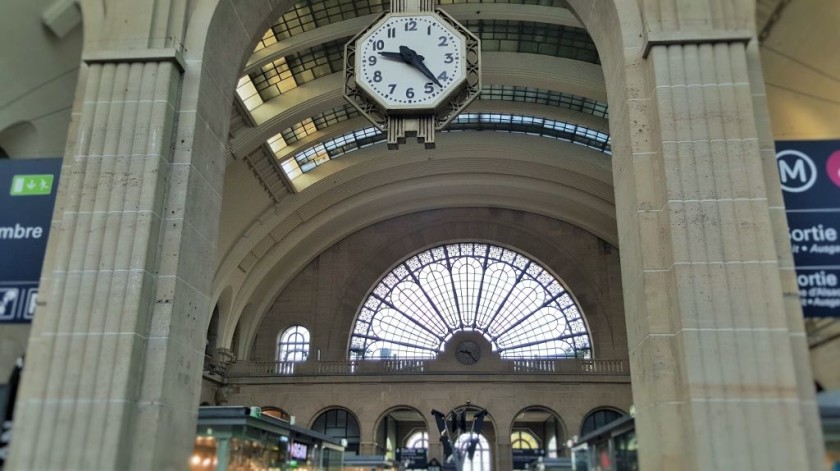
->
xmin=578 ymin=406 xmax=627 ymax=436
xmin=509 ymin=405 xmax=568 ymax=454
xmin=190 ymin=0 xmax=642 ymax=374
xmin=346 ymin=240 xmax=595 ymax=360
xmin=240 ymin=207 xmax=624 ymax=363
xmin=225 ymin=138 xmax=616 ymax=356
xmin=373 ymin=405 xmax=432 ymax=456
xmin=0 ymin=122 xmax=38 ymax=158
xmin=310 ymin=406 xmax=364 ymax=453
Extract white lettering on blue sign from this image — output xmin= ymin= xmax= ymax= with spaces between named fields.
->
xmin=0 ymin=223 xmax=44 ymax=240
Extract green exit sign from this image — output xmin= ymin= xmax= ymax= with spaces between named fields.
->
xmin=10 ymin=174 xmax=54 ymax=196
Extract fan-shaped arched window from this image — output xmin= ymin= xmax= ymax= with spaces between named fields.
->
xmin=276 ymin=325 xmax=310 ymax=362
xmin=349 ymin=243 xmax=591 ymax=360
xmin=580 ymin=408 xmax=624 ymax=436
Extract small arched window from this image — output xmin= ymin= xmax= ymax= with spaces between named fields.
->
xmin=511 ymin=430 xmax=540 ymax=449
xmin=580 ymin=408 xmax=624 ymax=436
xmin=312 ymin=408 xmax=361 ymax=454
xmin=406 ymin=431 xmax=429 ymax=449
xmin=276 ymin=325 xmax=310 ymax=362
xmin=454 ymin=433 xmax=492 ymax=471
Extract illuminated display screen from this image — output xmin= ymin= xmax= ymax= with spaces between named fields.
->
xmin=290 ymin=442 xmax=308 ymax=460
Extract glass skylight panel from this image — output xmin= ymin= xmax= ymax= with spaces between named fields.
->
xmin=462 ymin=20 xmax=599 ymax=64
xmin=267 ymin=133 xmax=288 ymax=153
xmin=280 ymin=158 xmax=303 ymax=180
xmin=252 ymin=15 xmax=600 ymax=105
xmin=250 ymin=56 xmax=294 ymax=101
xmin=349 ymin=243 xmax=591 ymax=360
xmin=278 ymin=114 xmax=610 ymax=180
xmin=254 ymin=29 xmax=278 ymax=52
xmin=479 ymin=86 xmax=609 ymax=119
xmin=264 ymin=0 xmax=568 ymax=45
xmin=236 ymin=75 xmax=263 ymax=111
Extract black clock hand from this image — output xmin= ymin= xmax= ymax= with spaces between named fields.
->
xmin=459 ymin=349 xmax=477 ymax=362
xmin=377 ymin=51 xmax=405 ymax=61
xmin=398 ymin=46 xmax=443 ymax=87
xmin=412 ymin=57 xmax=442 ymax=87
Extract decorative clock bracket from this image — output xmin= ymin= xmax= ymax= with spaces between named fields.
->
xmin=343 ymin=0 xmax=481 ymax=149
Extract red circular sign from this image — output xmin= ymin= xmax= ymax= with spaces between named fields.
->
xmin=827 ymin=150 xmax=840 ymax=188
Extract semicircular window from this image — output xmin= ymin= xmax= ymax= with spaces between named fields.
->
xmin=349 ymin=243 xmax=591 ymax=360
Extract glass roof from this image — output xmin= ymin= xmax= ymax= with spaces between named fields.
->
xmin=480 ymin=85 xmax=608 ymax=118
xmin=280 ymin=112 xmax=611 ymax=179
xmin=247 ymin=20 xmax=598 ymax=102
xmin=258 ymin=0 xmax=569 ymax=44
xmin=349 ymin=242 xmax=592 ymax=360
xmin=267 ymin=85 xmax=608 ymax=167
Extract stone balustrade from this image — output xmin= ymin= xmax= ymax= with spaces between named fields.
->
xmin=226 ymin=358 xmax=627 ymax=377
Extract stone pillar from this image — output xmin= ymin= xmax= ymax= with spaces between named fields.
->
xmin=6 ymin=47 xmax=218 ymax=469
xmin=615 ymin=37 xmax=823 ymax=470
xmin=495 ymin=441 xmax=512 ymax=471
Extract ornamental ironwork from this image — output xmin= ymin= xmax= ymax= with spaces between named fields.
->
xmin=349 ymin=242 xmax=592 ymax=360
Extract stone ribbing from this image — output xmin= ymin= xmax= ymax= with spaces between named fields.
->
xmin=7 ymin=60 xmax=182 ymax=470
xmin=617 ymin=40 xmax=816 ymax=470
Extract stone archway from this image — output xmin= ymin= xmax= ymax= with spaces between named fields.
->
xmin=7 ymin=0 xmax=823 ymax=470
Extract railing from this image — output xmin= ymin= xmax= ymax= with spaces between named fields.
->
xmin=227 ymin=358 xmax=626 ymax=378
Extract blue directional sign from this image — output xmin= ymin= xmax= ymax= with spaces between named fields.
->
xmin=776 ymin=141 xmax=840 ymax=317
xmin=0 ymin=158 xmax=61 ymax=323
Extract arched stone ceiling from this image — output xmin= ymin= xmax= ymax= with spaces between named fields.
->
xmin=216 ymin=0 xmax=616 ymax=345
xmin=233 ymin=53 xmax=606 ymax=157
xmin=216 ymin=132 xmax=615 ymax=346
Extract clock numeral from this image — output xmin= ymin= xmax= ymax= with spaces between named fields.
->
xmin=444 ymin=53 xmax=454 ymax=64
xmin=427 ymin=25 xmax=432 ymax=35
xmin=424 ymin=83 xmax=434 ymax=94
xmin=367 ymin=56 xmax=377 ymax=66
xmin=372 ymin=39 xmax=385 ymax=50
xmin=388 ymin=83 xmax=397 ymax=94
xmin=437 ymin=71 xmax=448 ymax=82
xmin=406 ymin=88 xmax=415 ymax=99
xmin=438 ymin=36 xmax=448 ymax=47
xmin=404 ymin=20 xmax=417 ymax=31
xmin=387 ymin=27 xmax=395 ymax=38
xmin=373 ymin=71 xmax=382 ymax=83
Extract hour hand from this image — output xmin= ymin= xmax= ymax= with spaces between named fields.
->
xmin=398 ymin=45 xmax=442 ymax=87
xmin=377 ymin=51 xmax=404 ymax=61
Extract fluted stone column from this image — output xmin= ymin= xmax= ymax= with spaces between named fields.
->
xmin=6 ymin=48 xmax=219 ymax=468
xmin=614 ymin=37 xmax=823 ymax=469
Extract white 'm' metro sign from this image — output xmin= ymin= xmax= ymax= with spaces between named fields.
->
xmin=777 ymin=149 xmax=818 ymax=193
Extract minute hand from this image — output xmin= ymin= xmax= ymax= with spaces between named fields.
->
xmin=398 ymin=46 xmax=442 ymax=87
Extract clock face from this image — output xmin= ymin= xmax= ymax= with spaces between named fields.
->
xmin=355 ymin=13 xmax=467 ymax=110
xmin=455 ymin=340 xmax=481 ymax=365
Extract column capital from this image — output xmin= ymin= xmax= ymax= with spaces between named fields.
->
xmin=82 ymin=47 xmax=185 ymax=72
xmin=642 ymin=29 xmax=753 ymax=58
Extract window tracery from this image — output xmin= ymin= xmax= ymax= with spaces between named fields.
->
xmin=349 ymin=243 xmax=592 ymax=360
xmin=277 ymin=325 xmax=311 ymax=362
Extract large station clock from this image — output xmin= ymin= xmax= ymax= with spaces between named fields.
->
xmin=344 ymin=3 xmax=480 ymax=149
xmin=355 ymin=13 xmax=467 ymax=110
